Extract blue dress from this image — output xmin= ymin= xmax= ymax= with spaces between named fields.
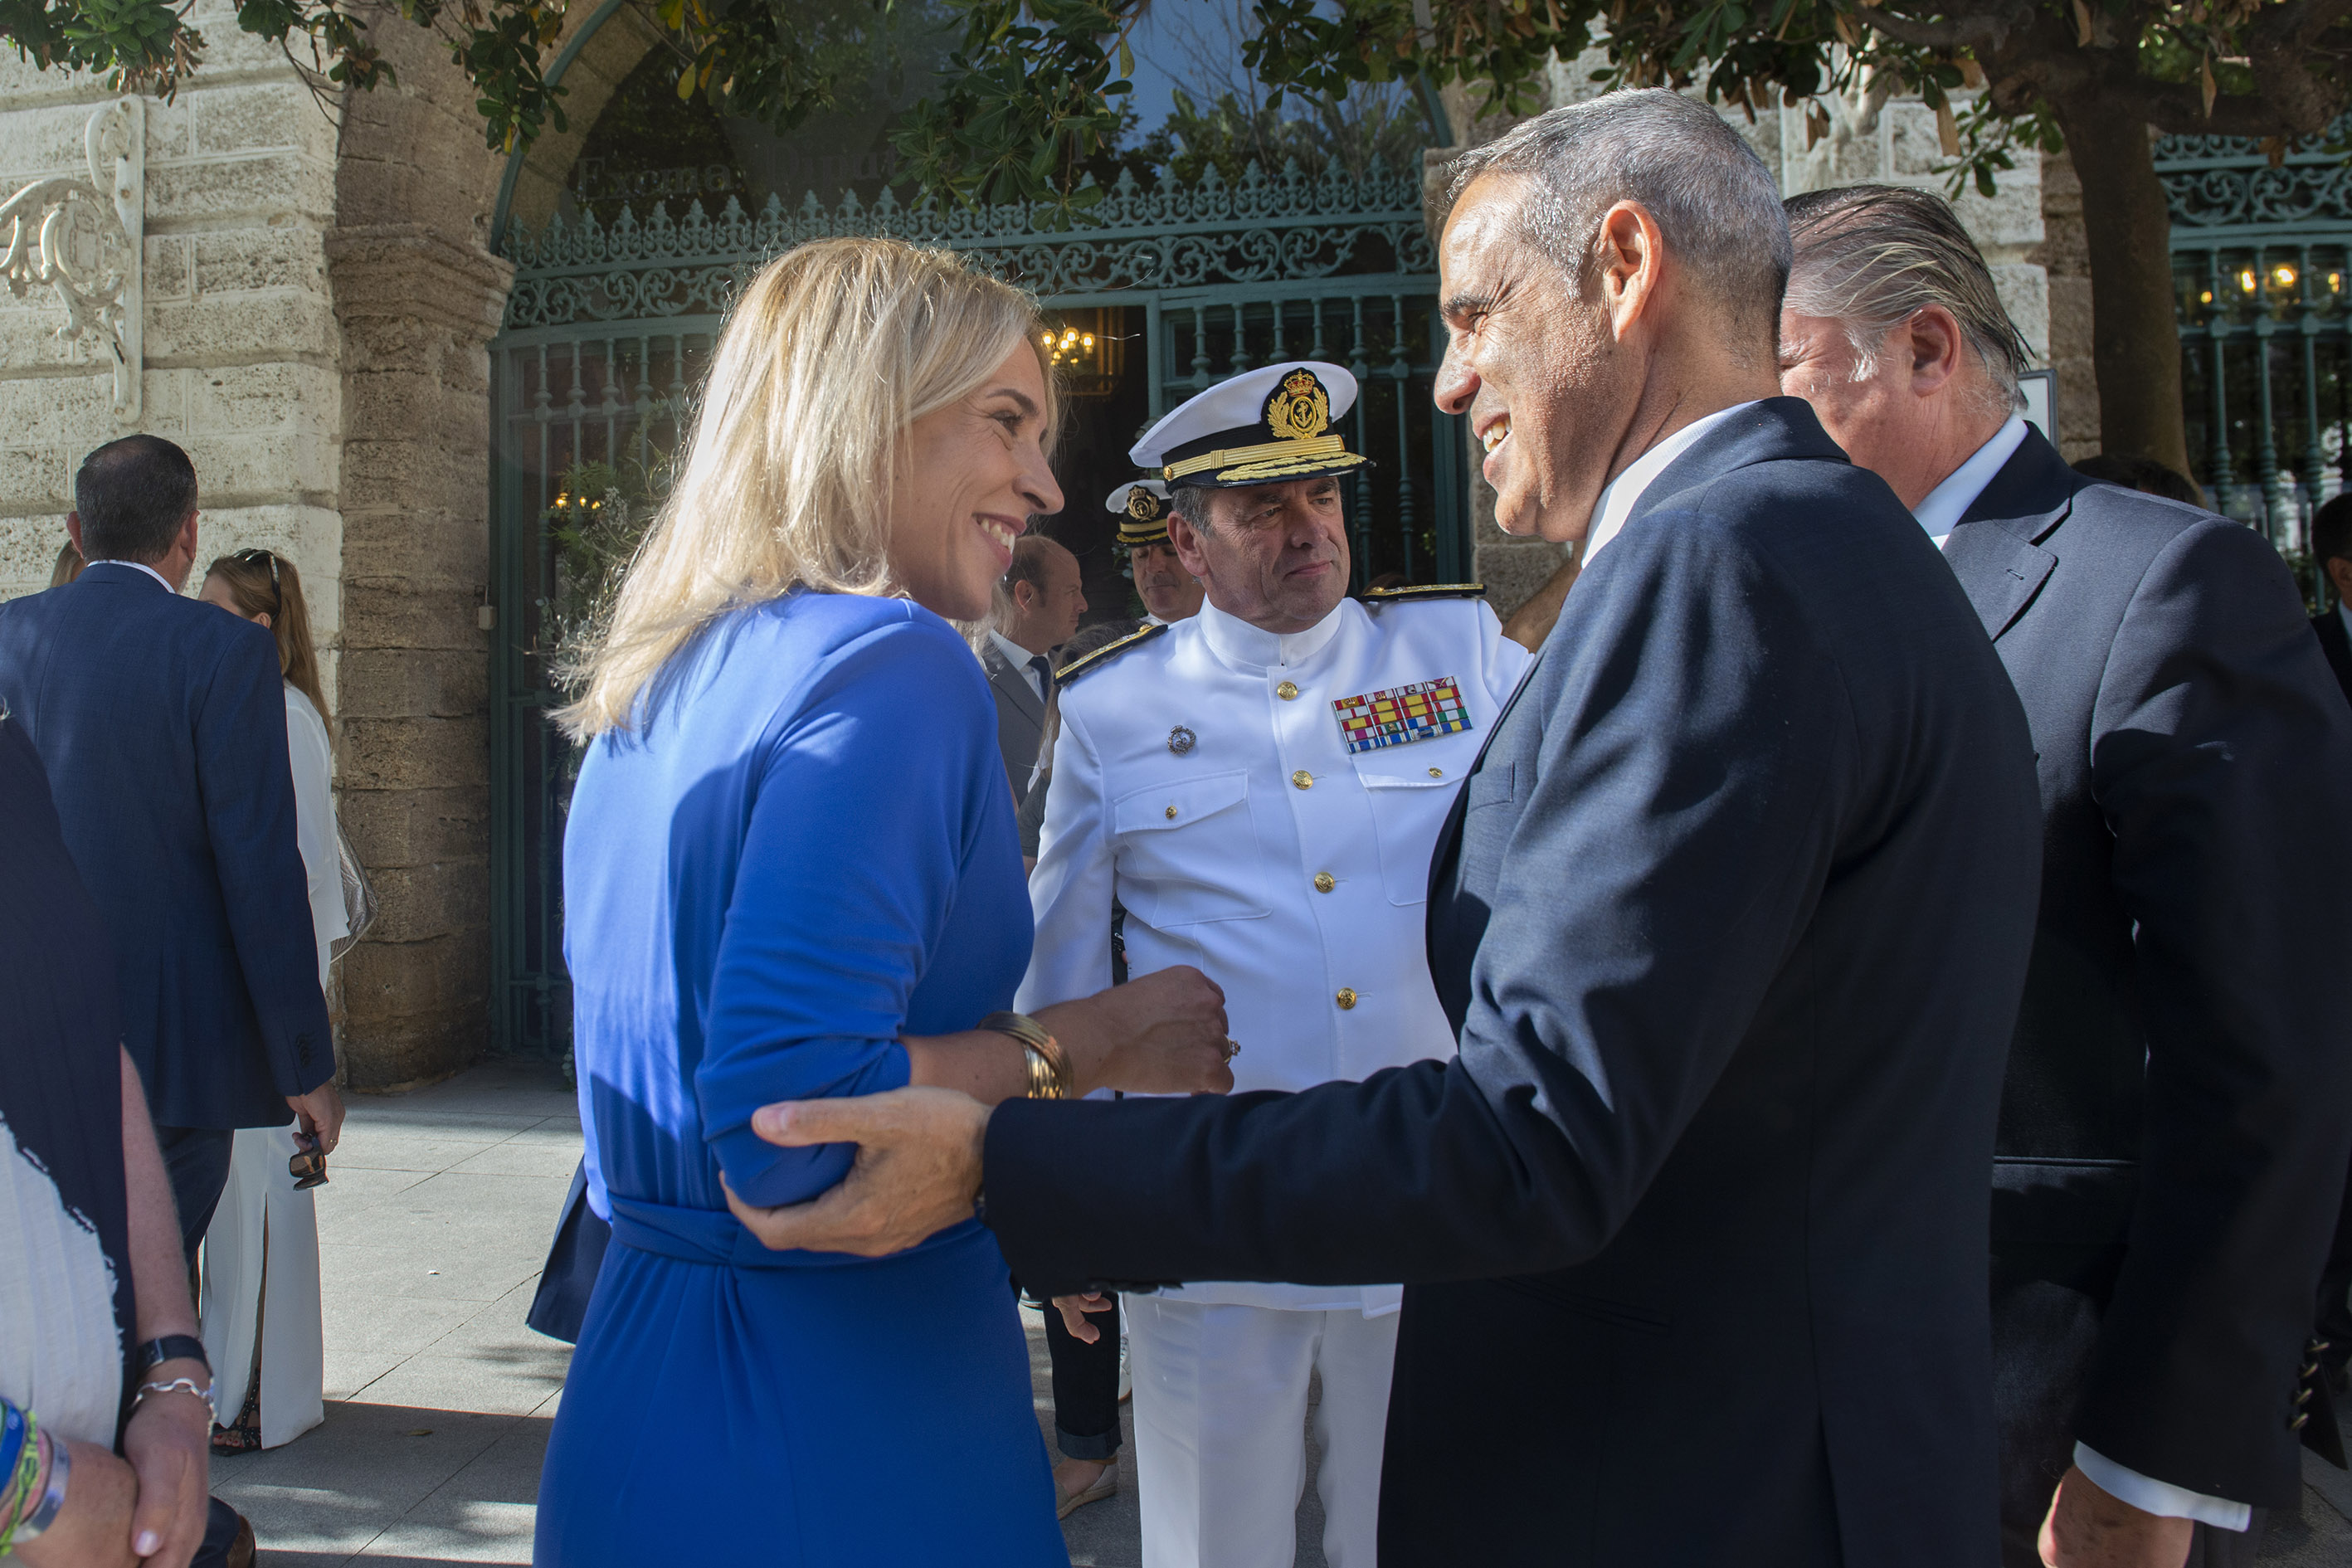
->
xmin=534 ymin=592 xmax=1063 ymax=1566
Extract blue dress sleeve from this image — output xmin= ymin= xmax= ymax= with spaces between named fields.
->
xmin=695 ymin=612 xmax=1001 ymax=1207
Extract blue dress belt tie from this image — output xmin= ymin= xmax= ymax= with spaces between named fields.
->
xmin=606 ymin=1192 xmax=979 ymax=1270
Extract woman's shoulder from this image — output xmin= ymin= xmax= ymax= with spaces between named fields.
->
xmin=282 ymin=684 xmax=331 ymax=746
xmin=752 ymin=592 xmax=984 ymax=690
xmin=284 ymin=683 xmax=325 ymax=723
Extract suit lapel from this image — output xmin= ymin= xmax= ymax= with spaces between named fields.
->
xmin=1941 ymin=427 xmax=2077 ymax=642
xmin=1941 ymin=525 xmax=2056 ymax=643
xmin=986 ymin=644 xmax=1045 ymax=724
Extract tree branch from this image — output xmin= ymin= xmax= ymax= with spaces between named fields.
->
xmin=2246 ymin=0 xmax=2352 ymax=134
xmin=1850 ymin=2 xmax=2018 ymax=54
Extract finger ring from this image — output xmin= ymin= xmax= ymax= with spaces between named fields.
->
xmin=1221 ymin=1037 xmax=1239 ymax=1062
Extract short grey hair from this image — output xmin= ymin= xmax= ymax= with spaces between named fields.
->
xmin=1443 ymin=88 xmax=1793 ymax=357
xmin=1784 ymin=184 xmax=2030 ymax=415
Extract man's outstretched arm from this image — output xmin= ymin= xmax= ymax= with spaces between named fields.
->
xmin=724 ymin=520 xmax=1855 ymax=1293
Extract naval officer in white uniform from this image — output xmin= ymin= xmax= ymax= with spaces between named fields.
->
xmin=1019 ymin=361 xmax=1536 ymax=1568
xmin=1111 ymin=479 xmax=1206 ymax=626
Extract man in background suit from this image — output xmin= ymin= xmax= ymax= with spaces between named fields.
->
xmin=719 ymin=90 xmax=2046 ymax=1568
xmin=2312 ymin=496 xmax=2352 ymax=704
xmin=0 ymin=434 xmax=343 ymax=1264
xmin=2305 ymin=494 xmax=2352 ymax=1400
xmin=1780 ymin=185 xmax=2352 ymax=1568
xmin=981 ymin=534 xmax=1086 ymax=803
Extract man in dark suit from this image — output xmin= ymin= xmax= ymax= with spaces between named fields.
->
xmin=2305 ymin=494 xmax=2352 ymax=1401
xmin=2312 ymin=495 xmax=2352 ymax=705
xmin=715 ymin=91 xmax=2046 ymax=1567
xmin=1780 ymin=184 xmax=2352 ymax=1568
xmin=0 ymin=434 xmax=342 ymax=1264
xmin=980 ymin=534 xmax=1085 ymax=803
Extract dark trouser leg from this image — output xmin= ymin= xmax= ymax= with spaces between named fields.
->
xmin=2315 ymin=1150 xmax=2352 ymax=1378
xmin=154 ymin=1125 xmax=236 ymax=1268
xmin=1044 ymin=1293 xmax=1122 ymax=1462
xmin=1994 ymin=1278 xmax=2106 ymax=1568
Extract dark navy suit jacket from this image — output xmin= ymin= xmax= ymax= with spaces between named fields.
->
xmin=1943 ymin=431 xmax=2352 ymax=1519
xmin=2315 ymin=603 xmax=2352 ymax=706
xmin=986 ymin=401 xmax=2045 ymax=1566
xmin=0 ymin=562 xmax=333 ymax=1128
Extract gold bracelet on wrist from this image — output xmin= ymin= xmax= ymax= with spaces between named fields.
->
xmin=978 ymin=1010 xmax=1070 ymax=1099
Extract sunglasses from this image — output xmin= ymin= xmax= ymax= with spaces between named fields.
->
xmin=234 ymin=548 xmax=285 ymax=611
xmin=289 ymin=1132 xmax=328 ymax=1191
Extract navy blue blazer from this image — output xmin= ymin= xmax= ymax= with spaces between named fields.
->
xmin=986 ymin=400 xmax=2045 ymax=1566
xmin=1944 ymin=431 xmax=2352 ymax=1517
xmin=0 ymin=562 xmax=333 ymax=1127
xmin=2314 ymin=604 xmax=2352 ymax=707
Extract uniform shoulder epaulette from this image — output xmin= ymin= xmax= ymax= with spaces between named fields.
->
xmin=1362 ymin=582 xmax=1486 ymax=604
xmin=1054 ymin=621 xmax=1170 ymax=685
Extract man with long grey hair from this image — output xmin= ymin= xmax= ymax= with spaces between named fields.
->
xmin=1781 ymin=183 xmax=2352 ymax=1568
xmin=720 ymin=92 xmax=2045 ymax=1566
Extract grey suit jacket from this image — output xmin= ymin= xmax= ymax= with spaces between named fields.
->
xmin=979 ymin=638 xmax=1046 ymax=804
xmin=1944 ymin=427 xmax=2352 ymax=1515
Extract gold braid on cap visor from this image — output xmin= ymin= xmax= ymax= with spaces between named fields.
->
xmin=1161 ymin=433 xmax=1363 ymax=483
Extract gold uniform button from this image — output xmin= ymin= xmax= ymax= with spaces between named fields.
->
xmin=1164 ymin=805 xmax=1178 ymax=820
xmin=1335 ymin=987 xmax=1358 ymax=1010
xmin=1428 ymin=767 xmax=1444 ymax=778
xmin=1276 ymin=680 xmax=1299 ymax=700
xmin=1312 ymin=871 xmax=1336 ymax=894
xmin=1291 ymin=770 xmax=1313 ymax=790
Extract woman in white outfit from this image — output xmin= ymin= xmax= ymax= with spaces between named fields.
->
xmin=197 ymin=547 xmax=346 ymax=1453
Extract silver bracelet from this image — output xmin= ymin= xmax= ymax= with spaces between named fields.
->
xmin=133 ymin=1376 xmax=216 ymax=1422
xmin=12 ymin=1429 xmax=69 ymax=1544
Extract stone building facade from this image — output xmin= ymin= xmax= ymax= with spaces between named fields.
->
xmin=0 ymin=12 xmax=2088 ymax=1088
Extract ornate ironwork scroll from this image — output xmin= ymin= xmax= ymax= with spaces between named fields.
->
xmin=500 ymin=157 xmax=1436 ymax=330
xmin=0 ymin=97 xmax=144 ymax=422
xmin=2159 ymin=116 xmax=2352 ymax=548
xmin=2159 ymin=115 xmax=2352 ymax=239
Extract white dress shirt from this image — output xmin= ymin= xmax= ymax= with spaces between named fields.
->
xmin=987 ymin=630 xmax=1051 ymax=703
xmin=1020 ymin=593 xmax=1531 ymax=1314
xmin=88 ymin=558 xmax=178 ymax=594
xmin=1912 ymin=416 xmax=2030 ymax=546
xmin=1580 ymin=403 xmax=1749 ymax=567
xmin=1916 ymin=416 xmax=2250 ymax=1532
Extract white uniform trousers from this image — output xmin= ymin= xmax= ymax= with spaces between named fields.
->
xmin=1127 ymin=1295 xmax=1399 ymax=1568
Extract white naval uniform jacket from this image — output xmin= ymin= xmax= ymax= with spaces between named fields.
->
xmin=1017 ymin=593 xmax=1532 ymax=1314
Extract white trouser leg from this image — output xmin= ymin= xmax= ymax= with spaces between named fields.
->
xmin=1126 ymin=1297 xmax=1318 ymax=1568
xmin=1308 ymin=1307 xmax=1400 ymax=1568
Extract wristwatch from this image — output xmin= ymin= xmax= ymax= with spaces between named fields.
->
xmin=134 ymin=1336 xmax=210 ymax=1376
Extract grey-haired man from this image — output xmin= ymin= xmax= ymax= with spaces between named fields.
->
xmin=719 ymin=90 xmax=2048 ymax=1567
xmin=1780 ymin=183 xmax=2352 ymax=1568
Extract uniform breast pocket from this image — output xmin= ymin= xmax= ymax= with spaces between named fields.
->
xmin=1355 ymin=765 xmax=1464 ymax=906
xmin=1112 ymin=770 xmax=1272 ymax=928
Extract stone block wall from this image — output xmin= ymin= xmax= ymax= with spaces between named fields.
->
xmin=327 ymin=20 xmax=511 ymax=1090
xmin=0 ymin=10 xmax=344 ymax=684
xmin=0 ymin=9 xmax=519 ymax=1092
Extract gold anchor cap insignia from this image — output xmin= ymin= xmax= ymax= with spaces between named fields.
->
xmin=1265 ymin=368 xmax=1332 ymax=442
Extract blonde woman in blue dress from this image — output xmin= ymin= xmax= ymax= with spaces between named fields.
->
xmin=534 ymin=237 xmax=1234 ymax=1566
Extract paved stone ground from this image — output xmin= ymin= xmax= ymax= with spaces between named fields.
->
xmin=210 ymin=1057 xmax=2349 ymax=1566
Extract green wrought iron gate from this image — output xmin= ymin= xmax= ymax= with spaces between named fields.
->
xmin=488 ymin=158 xmax=1468 ymax=1057
xmin=2160 ymin=117 xmax=2352 ymax=549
